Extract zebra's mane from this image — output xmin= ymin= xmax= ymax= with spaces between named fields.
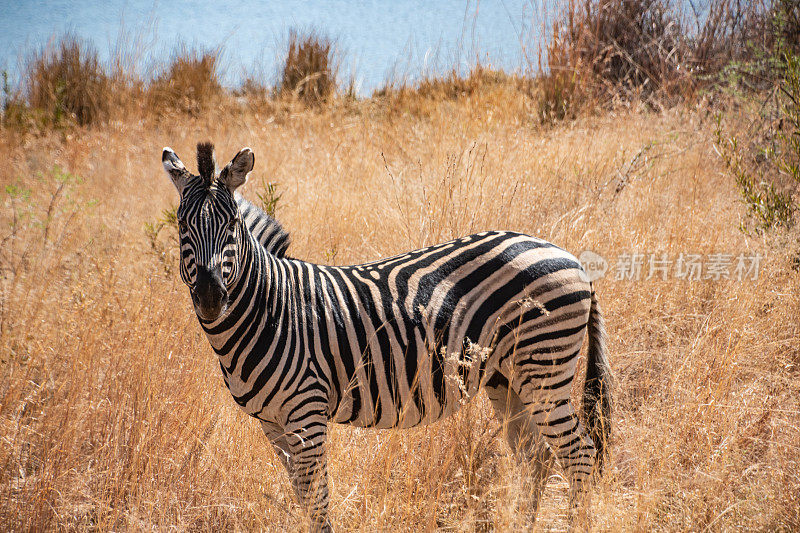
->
xmin=196 ymin=142 xmax=216 ymax=187
xmin=235 ymin=193 xmax=292 ymax=258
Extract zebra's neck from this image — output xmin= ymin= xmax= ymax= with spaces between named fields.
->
xmin=199 ymin=228 xmax=277 ymax=360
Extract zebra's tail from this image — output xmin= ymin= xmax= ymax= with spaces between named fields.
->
xmin=583 ymin=288 xmax=613 ymax=474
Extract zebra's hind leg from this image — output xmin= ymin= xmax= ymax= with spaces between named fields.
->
xmin=484 ymin=371 xmax=554 ymax=523
xmin=511 ymin=365 xmax=597 ymax=526
xmin=261 ymin=415 xmax=333 ymax=533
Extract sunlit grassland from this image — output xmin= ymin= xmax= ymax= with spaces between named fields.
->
xmin=0 ymin=84 xmax=798 ymax=531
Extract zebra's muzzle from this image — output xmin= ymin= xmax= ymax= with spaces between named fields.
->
xmin=191 ymin=264 xmax=228 ymax=321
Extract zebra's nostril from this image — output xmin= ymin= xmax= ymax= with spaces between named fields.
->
xmin=192 ymin=290 xmax=228 ymax=321
xmin=192 ymin=264 xmax=228 ymax=320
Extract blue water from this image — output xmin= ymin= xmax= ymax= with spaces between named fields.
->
xmin=0 ymin=0 xmax=550 ymax=95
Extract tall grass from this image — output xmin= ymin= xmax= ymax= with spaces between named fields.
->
xmin=690 ymin=0 xmax=775 ymax=80
xmin=374 ymin=66 xmax=531 ymax=119
xmin=279 ymin=30 xmax=337 ymax=106
xmin=25 ymin=35 xmax=110 ymax=126
xmin=1 ymin=76 xmax=799 ymax=529
xmin=538 ymin=0 xmax=792 ymax=118
xmin=549 ymin=0 xmax=686 ymax=101
xmin=148 ymin=47 xmax=223 ymax=115
xmin=1 ymin=13 xmax=799 ymax=530
xmin=3 ymin=3 xmax=795 ymax=131
xmin=7 ymin=38 xmax=228 ymax=128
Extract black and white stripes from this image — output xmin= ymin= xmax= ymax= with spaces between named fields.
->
xmin=161 ymin=143 xmax=612 ymax=531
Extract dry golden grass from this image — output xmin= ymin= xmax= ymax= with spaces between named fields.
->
xmin=537 ymin=0 xmax=792 ymax=118
xmin=148 ymin=48 xmax=223 ymax=117
xmin=24 ymin=35 xmax=111 ymax=127
xmin=279 ymin=30 xmax=337 ymax=107
xmin=0 ymin=88 xmax=798 ymax=531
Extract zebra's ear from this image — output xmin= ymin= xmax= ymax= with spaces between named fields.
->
xmin=162 ymin=147 xmax=190 ymax=194
xmin=218 ymin=147 xmax=254 ymax=193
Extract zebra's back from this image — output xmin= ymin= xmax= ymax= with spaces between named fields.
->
xmin=248 ymin=230 xmax=593 ymax=429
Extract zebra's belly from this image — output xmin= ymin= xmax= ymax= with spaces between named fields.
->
xmin=328 ymin=340 xmax=492 ymax=429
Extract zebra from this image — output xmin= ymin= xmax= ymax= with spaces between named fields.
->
xmin=161 ymin=142 xmax=613 ymax=531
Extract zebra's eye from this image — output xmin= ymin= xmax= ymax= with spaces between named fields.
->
xmin=178 ymin=220 xmax=188 ymax=233
xmin=228 ymin=219 xmax=237 ymax=232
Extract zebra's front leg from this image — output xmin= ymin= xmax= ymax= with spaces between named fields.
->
xmin=260 ymin=420 xmax=302 ymax=501
xmin=280 ymin=409 xmax=333 ymax=533
xmin=261 ymin=417 xmax=333 ymax=532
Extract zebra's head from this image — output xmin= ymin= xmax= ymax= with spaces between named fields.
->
xmin=161 ymin=142 xmax=253 ymax=322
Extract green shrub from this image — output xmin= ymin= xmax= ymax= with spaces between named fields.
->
xmin=776 ymin=52 xmax=800 ymax=189
xmin=144 ymin=205 xmax=179 ymax=274
xmin=714 ymin=47 xmax=800 ymax=233
xmin=256 ymin=181 xmax=282 ymax=218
